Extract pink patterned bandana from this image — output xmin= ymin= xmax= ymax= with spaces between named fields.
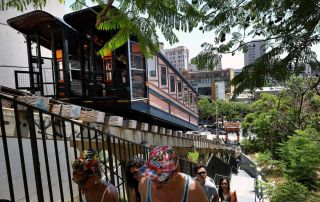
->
xmin=139 ymin=145 xmax=178 ymax=182
xmin=146 ymin=145 xmax=178 ymax=173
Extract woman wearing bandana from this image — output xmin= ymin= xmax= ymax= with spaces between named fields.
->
xmin=72 ymin=149 xmax=119 ymax=202
xmin=138 ymin=145 xmax=208 ymax=202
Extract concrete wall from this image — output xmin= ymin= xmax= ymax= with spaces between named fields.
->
xmin=240 ymin=153 xmax=257 ymax=178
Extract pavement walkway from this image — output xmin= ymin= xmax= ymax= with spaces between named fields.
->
xmin=230 ymin=169 xmax=256 ymax=202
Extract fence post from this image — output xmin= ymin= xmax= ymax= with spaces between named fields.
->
xmin=0 ymin=98 xmax=15 ymax=201
xmin=106 ymin=132 xmax=115 ymax=184
xmin=27 ymin=107 xmax=44 ymax=202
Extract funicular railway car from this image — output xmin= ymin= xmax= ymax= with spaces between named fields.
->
xmin=7 ymin=6 xmax=199 ymax=130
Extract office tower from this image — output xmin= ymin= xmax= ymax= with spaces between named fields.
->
xmin=244 ymin=41 xmax=265 ymax=66
xmin=164 ymin=46 xmax=189 ymax=72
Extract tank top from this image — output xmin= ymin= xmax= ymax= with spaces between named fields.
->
xmin=146 ymin=173 xmax=190 ymax=202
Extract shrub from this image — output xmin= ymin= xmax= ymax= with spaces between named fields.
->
xmin=270 ymin=181 xmax=316 ymax=202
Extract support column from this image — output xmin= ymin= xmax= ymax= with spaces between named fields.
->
xmin=236 ymin=131 xmax=240 ymax=142
xmin=225 ymin=131 xmax=228 ymax=142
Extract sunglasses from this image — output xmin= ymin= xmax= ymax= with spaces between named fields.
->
xmin=196 ymin=171 xmax=206 ymax=175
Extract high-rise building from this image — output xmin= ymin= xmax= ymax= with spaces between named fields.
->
xmin=187 ymin=63 xmax=198 ymax=72
xmin=212 ymin=54 xmax=222 ymax=70
xmin=164 ymin=46 xmax=189 ymax=72
xmin=244 ymin=41 xmax=265 ymax=66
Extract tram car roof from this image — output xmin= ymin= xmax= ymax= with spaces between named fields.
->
xmin=7 ymin=10 xmax=76 ymax=50
xmin=63 ymin=5 xmax=102 ymax=30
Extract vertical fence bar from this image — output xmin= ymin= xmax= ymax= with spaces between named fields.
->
xmin=106 ymin=133 xmax=115 ymax=184
xmin=38 ymin=111 xmax=53 ymax=202
xmin=130 ymin=142 xmax=134 ymax=158
xmin=117 ymin=138 xmax=123 ymax=164
xmin=117 ymin=137 xmax=126 ymax=198
xmin=135 ymin=143 xmax=139 ymax=157
xmin=62 ymin=120 xmax=74 ymax=202
xmin=51 ymin=116 xmax=64 ymax=202
xmin=100 ymin=131 xmax=108 ymax=182
xmin=87 ymin=127 xmax=92 ymax=149
xmin=71 ymin=122 xmax=83 ymax=202
xmin=13 ymin=103 xmax=30 ymax=201
xmin=118 ymin=139 xmax=126 ymax=201
xmin=0 ymin=98 xmax=15 ymax=201
xmin=27 ymin=107 xmax=44 ymax=202
xmin=80 ymin=125 xmax=84 ymax=151
xmin=127 ymin=142 xmax=132 ymax=159
xmin=111 ymin=136 xmax=119 ymax=188
xmin=94 ymin=130 xmax=99 ymax=151
xmin=122 ymin=139 xmax=127 ymax=166
xmin=70 ymin=123 xmax=78 ymax=159
xmin=140 ymin=144 xmax=145 ymax=160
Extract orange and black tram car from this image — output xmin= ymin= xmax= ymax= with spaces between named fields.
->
xmin=7 ymin=7 xmax=199 ymax=131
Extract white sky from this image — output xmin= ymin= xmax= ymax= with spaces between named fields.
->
xmin=158 ymin=29 xmax=244 ymax=70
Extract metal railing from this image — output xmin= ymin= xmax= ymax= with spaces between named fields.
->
xmin=0 ymin=93 xmax=185 ymax=201
xmin=206 ymin=154 xmax=232 ymax=185
xmin=0 ymin=88 xmax=235 ymax=202
xmin=240 ymin=153 xmax=272 ymax=201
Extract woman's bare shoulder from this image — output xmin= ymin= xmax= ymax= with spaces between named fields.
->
xmin=102 ymin=183 xmax=119 ymax=202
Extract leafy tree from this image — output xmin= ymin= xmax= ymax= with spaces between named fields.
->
xmin=242 ymin=93 xmax=283 ymax=156
xmin=279 ymin=128 xmax=320 ymax=191
xmin=281 ymin=77 xmax=320 ymax=131
xmin=269 ymin=181 xmax=317 ymax=202
xmin=197 ymin=98 xmax=216 ymax=121
xmin=1 ymin=0 xmax=202 ymax=57
xmin=242 ymin=76 xmax=320 ymax=157
xmin=255 ymin=151 xmax=283 ymax=180
xmin=197 ymin=98 xmax=250 ymax=123
xmin=190 ymin=0 xmax=320 ymax=94
xmin=0 ymin=0 xmax=50 ymax=11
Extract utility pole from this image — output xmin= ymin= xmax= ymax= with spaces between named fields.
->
xmin=216 ymin=105 xmax=219 ymax=139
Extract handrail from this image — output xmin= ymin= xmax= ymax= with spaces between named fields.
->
xmin=0 ymin=92 xmax=200 ymax=201
xmin=0 ymin=85 xmax=219 ymax=145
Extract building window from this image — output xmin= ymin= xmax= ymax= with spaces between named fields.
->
xmin=130 ymin=41 xmax=146 ymax=100
xmin=183 ymin=87 xmax=188 ymax=105
xmin=177 ymin=81 xmax=182 ymax=98
xmin=147 ymin=57 xmax=156 ymax=78
xmin=169 ymin=75 xmax=175 ymax=93
xmin=160 ymin=66 xmax=167 ymax=86
xmin=189 ymin=93 xmax=193 ymax=107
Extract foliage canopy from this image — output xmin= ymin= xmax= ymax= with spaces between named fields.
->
xmin=269 ymin=181 xmax=317 ymax=202
xmin=191 ymin=0 xmax=320 ymax=94
xmin=279 ymin=128 xmax=320 ymax=190
xmin=197 ymin=97 xmax=250 ymax=122
xmin=1 ymin=0 xmax=202 ymax=58
xmin=242 ymin=76 xmax=320 ymax=157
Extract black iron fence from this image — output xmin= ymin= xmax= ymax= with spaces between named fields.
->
xmin=205 ymin=150 xmax=239 ymax=186
xmin=0 ymin=89 xmax=235 ymax=202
